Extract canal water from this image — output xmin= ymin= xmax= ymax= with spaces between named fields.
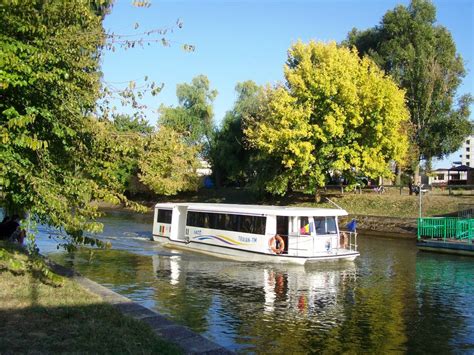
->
xmin=36 ymin=210 xmax=474 ymax=354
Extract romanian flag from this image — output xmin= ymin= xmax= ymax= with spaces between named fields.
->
xmin=300 ymin=223 xmax=313 ymax=234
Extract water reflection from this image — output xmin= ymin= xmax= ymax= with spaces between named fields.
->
xmin=38 ymin=211 xmax=474 ymax=353
xmin=408 ymin=253 xmax=474 ymax=353
xmin=150 ymin=253 xmax=359 ymax=352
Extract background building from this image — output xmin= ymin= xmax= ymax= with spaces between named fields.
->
xmin=460 ymin=133 xmax=474 ymax=167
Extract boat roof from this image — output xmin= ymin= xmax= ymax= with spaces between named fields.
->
xmin=154 ymin=202 xmax=348 ymax=217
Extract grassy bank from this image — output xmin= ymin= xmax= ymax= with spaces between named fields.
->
xmin=150 ymin=187 xmax=472 ymax=218
xmin=308 ymin=194 xmax=472 ymax=218
xmin=0 ymin=242 xmax=181 ymax=354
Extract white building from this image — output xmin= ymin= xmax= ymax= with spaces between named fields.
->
xmin=460 ymin=133 xmax=474 ymax=167
xmin=429 ymin=168 xmax=468 ymax=185
xmin=197 ymin=160 xmax=212 ymax=176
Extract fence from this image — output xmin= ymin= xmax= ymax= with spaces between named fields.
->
xmin=417 ymin=217 xmax=474 ymax=243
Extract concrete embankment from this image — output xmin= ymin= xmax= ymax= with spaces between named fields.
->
xmin=49 ymin=262 xmax=234 ymax=355
xmin=342 ymin=215 xmax=417 ymax=238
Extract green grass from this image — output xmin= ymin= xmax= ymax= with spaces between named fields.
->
xmin=303 ymin=193 xmax=472 ymax=218
xmin=157 ymin=187 xmax=472 ymax=219
xmin=0 ymin=242 xmax=182 ymax=354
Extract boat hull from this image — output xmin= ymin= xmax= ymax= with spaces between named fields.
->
xmin=417 ymin=239 xmax=474 ymax=257
xmin=152 ymin=234 xmax=359 ymax=264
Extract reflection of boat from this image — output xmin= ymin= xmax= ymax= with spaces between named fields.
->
xmin=151 ymin=254 xmax=357 ymax=316
xmin=152 ymin=203 xmax=359 ymax=264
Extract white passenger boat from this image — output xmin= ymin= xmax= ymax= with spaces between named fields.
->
xmin=152 ymin=203 xmax=359 ymax=264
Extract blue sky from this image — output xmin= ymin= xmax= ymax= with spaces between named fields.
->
xmin=102 ymin=0 xmax=473 ymax=167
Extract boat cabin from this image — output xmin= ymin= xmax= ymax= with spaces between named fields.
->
xmin=152 ymin=203 xmax=357 ymax=262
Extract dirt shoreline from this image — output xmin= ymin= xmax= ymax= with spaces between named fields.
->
xmin=345 ymin=215 xmax=417 ymax=239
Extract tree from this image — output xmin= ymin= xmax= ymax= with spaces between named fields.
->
xmin=345 ymin=0 xmax=472 ymax=176
xmin=138 ymin=126 xmax=200 ymax=195
xmin=113 ymin=114 xmax=153 ymax=135
xmin=0 ymin=0 xmax=119 ymax=247
xmin=244 ymin=41 xmax=409 ymax=196
xmin=209 ymin=81 xmax=263 ymax=186
xmin=158 ymin=75 xmax=217 ymax=146
xmin=89 ymin=118 xmax=148 ymax=198
xmin=0 ymin=0 xmax=200 ymax=253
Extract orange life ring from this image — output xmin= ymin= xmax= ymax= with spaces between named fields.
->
xmin=269 ymin=234 xmax=285 ymax=254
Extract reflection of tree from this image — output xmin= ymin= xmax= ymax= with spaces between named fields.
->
xmin=235 ymin=238 xmax=416 ymax=353
xmin=404 ymin=253 xmax=473 ymax=353
xmin=152 ymin=256 xmax=213 ymax=332
xmin=52 ymin=249 xmax=154 ymax=286
xmin=317 ymin=238 xmax=415 ymax=353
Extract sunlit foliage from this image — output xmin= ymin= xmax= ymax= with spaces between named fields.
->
xmin=138 ymin=127 xmax=200 ymax=195
xmin=245 ymin=41 xmax=409 ymax=195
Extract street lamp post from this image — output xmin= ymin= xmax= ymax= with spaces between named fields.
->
xmin=418 ymin=184 xmax=427 ymax=219
xmin=419 ymin=185 xmax=422 ymax=219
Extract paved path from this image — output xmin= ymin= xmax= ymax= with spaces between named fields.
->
xmin=50 ymin=263 xmax=234 ymax=354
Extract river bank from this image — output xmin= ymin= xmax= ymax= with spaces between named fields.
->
xmin=0 ymin=242 xmax=183 ymax=354
xmin=98 ymin=188 xmax=472 ymax=237
xmin=346 ymin=215 xmax=417 ymax=238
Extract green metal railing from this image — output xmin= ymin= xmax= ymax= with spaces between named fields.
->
xmin=417 ymin=217 xmax=474 ymax=243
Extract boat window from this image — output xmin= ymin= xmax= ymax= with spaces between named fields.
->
xmin=254 ymin=217 xmax=266 ymax=235
xmin=186 ymin=211 xmax=198 ymax=226
xmin=186 ymin=211 xmax=266 ymax=234
xmin=240 ymin=215 xmax=253 ymax=234
xmin=314 ymin=217 xmax=325 ymax=234
xmin=313 ymin=216 xmax=338 ymax=235
xmin=225 ymin=214 xmax=240 ymax=232
xmin=299 ymin=217 xmax=310 ymax=235
xmin=326 ymin=217 xmax=337 ymax=234
xmin=217 ymin=213 xmax=227 ymax=230
xmin=157 ymin=209 xmax=172 ymax=224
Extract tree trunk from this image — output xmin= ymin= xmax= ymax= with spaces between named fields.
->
xmin=395 ymin=164 xmax=401 ymax=186
xmin=213 ymin=171 xmax=222 ymax=188
xmin=414 ymin=162 xmax=420 ymax=185
xmin=314 ymin=189 xmax=322 ymax=203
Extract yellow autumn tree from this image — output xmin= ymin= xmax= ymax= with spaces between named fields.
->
xmin=245 ymin=41 xmax=409 ymax=195
xmin=138 ymin=126 xmax=200 ymax=195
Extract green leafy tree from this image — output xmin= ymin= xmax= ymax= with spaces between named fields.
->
xmin=138 ymin=127 xmax=200 ymax=195
xmin=88 ymin=119 xmax=149 ymax=198
xmin=0 ymin=0 xmax=200 ymax=252
xmin=158 ymin=75 xmax=217 ymax=146
xmin=209 ymin=81 xmax=263 ymax=186
xmin=0 ymin=0 xmax=120 ymax=247
xmin=244 ymin=41 xmax=409 ymax=196
xmin=113 ymin=114 xmax=153 ymax=135
xmin=345 ymin=0 xmax=472 ymax=175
